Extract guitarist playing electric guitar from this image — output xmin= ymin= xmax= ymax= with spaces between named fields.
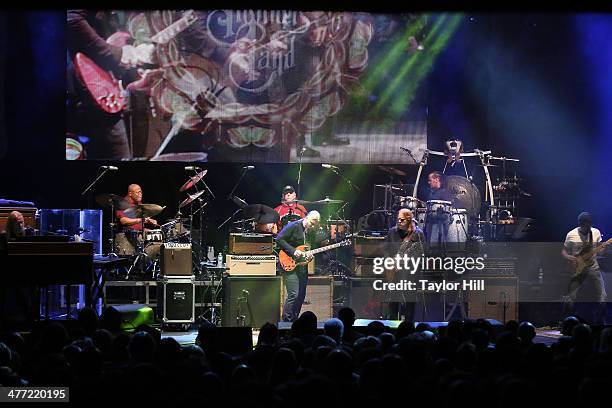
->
xmin=561 ymin=212 xmax=609 ymax=324
xmin=276 ymin=210 xmax=327 ymax=322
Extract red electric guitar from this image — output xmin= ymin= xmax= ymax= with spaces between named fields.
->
xmin=73 ymin=10 xmax=197 ymax=114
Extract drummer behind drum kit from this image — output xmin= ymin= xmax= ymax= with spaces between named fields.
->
xmin=95 ymin=169 xmax=213 ymax=279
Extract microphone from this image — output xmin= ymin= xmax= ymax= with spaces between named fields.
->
xmin=243 ymin=165 xmax=255 ymax=170
xmin=322 ymin=164 xmax=338 ymax=169
xmin=185 ymin=166 xmax=201 ymax=171
xmin=100 ymin=165 xmax=118 ymax=170
xmin=400 ymin=147 xmax=411 ymax=154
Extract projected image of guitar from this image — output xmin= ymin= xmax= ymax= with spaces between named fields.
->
xmin=73 ymin=10 xmax=197 ymax=114
xmin=569 ymin=237 xmax=612 ymax=278
xmin=279 ymin=238 xmax=352 ymax=272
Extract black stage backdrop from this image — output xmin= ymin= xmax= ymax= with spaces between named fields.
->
xmin=1 ymin=10 xmax=610 ymax=251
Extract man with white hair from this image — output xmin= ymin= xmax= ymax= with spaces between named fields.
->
xmin=276 ymin=210 xmax=325 ymax=322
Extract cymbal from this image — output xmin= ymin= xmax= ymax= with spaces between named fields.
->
xmin=242 ymin=204 xmax=280 ymax=224
xmin=476 ymin=164 xmax=499 ymax=167
xmin=378 ymin=165 xmax=407 ymax=177
xmin=445 ymin=175 xmax=481 ymax=218
xmin=95 ymin=194 xmax=130 ymax=210
xmin=310 ymin=197 xmax=344 ymax=205
xmin=179 ymin=190 xmax=206 ymax=208
xmin=179 ymin=170 xmax=208 ymax=192
xmin=294 ymin=199 xmax=313 ymax=205
xmin=124 ymin=203 xmax=165 ymax=218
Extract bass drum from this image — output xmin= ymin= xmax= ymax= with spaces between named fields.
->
xmin=327 ymin=220 xmax=353 ymax=240
xmin=114 ymin=231 xmax=140 ymax=256
xmin=280 ymin=213 xmax=301 ymax=229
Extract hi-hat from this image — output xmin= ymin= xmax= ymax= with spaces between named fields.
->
xmin=95 ymin=194 xmax=130 ymax=210
xmin=179 ymin=190 xmax=206 ymax=208
xmin=242 ymin=204 xmax=280 ymax=224
xmin=179 ymin=170 xmax=208 ymax=192
xmin=124 ymin=203 xmax=165 ymax=218
xmin=378 ymin=165 xmax=407 ymax=177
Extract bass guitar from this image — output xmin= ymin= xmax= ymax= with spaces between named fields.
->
xmin=279 ymin=238 xmax=352 ymax=272
xmin=570 ymin=237 xmax=612 ymax=278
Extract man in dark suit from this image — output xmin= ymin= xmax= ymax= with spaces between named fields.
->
xmin=276 ymin=210 xmax=324 ymax=322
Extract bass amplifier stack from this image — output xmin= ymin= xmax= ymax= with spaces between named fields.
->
xmin=157 ymin=243 xmax=194 ymax=325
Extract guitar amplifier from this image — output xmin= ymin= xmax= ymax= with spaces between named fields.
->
xmin=467 ymin=276 xmax=519 ymax=323
xmin=353 ymin=235 xmax=386 ymax=257
xmin=228 ymin=233 xmax=275 ymax=255
xmin=226 ymin=254 xmax=277 ymax=276
xmin=160 ymin=243 xmax=193 ymax=276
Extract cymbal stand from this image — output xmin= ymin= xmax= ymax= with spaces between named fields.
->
xmin=107 ymin=201 xmax=118 ymax=257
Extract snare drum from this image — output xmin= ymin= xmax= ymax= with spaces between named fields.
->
xmin=426 ymin=200 xmax=452 ymax=214
xmin=144 ymin=229 xmax=163 ymax=242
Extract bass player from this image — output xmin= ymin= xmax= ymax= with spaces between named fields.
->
xmin=562 ymin=212 xmax=609 ymax=324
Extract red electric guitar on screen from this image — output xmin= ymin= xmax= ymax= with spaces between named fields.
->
xmin=73 ymin=10 xmax=197 ymax=114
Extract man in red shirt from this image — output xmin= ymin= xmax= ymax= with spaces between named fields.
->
xmin=114 ymin=184 xmax=158 ymax=255
xmin=274 ymin=185 xmax=307 ymax=233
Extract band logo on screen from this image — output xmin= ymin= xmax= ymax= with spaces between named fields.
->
xmin=66 ymin=10 xmax=428 ymax=162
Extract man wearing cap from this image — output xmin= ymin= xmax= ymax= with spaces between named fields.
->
xmin=274 ymin=186 xmax=308 ymax=233
xmin=562 ymin=212 xmax=608 ymax=323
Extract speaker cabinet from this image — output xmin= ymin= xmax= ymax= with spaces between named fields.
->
xmin=160 ymin=243 xmax=193 ymax=276
xmin=107 ymin=304 xmax=154 ymax=331
xmin=467 ymin=276 xmax=519 ymax=323
xmin=157 ymin=276 xmax=195 ymax=323
xmin=226 ymin=255 xmax=277 ymax=276
xmin=347 ymin=277 xmax=389 ymax=319
xmin=281 ymin=276 xmax=333 ymax=320
xmin=222 ymin=276 xmax=281 ymax=327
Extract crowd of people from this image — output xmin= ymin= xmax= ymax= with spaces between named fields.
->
xmin=1 ymin=308 xmax=611 ymax=407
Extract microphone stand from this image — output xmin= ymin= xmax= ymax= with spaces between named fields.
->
xmin=297 ymin=147 xmax=306 ymax=197
xmin=328 ymin=166 xmax=360 ymax=192
xmin=81 ymin=167 xmax=113 ymax=253
xmin=81 ymin=167 xmax=112 ymax=197
xmin=227 ymin=167 xmax=250 ymax=200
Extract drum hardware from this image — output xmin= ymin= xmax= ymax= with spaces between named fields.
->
xmin=94 ymin=193 xmax=130 ymax=257
xmin=180 ymin=167 xmax=215 ymax=276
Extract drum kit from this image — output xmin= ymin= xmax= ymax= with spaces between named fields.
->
xmin=369 ymin=145 xmax=530 ymax=248
xmin=94 ymin=169 xmax=215 ymax=278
